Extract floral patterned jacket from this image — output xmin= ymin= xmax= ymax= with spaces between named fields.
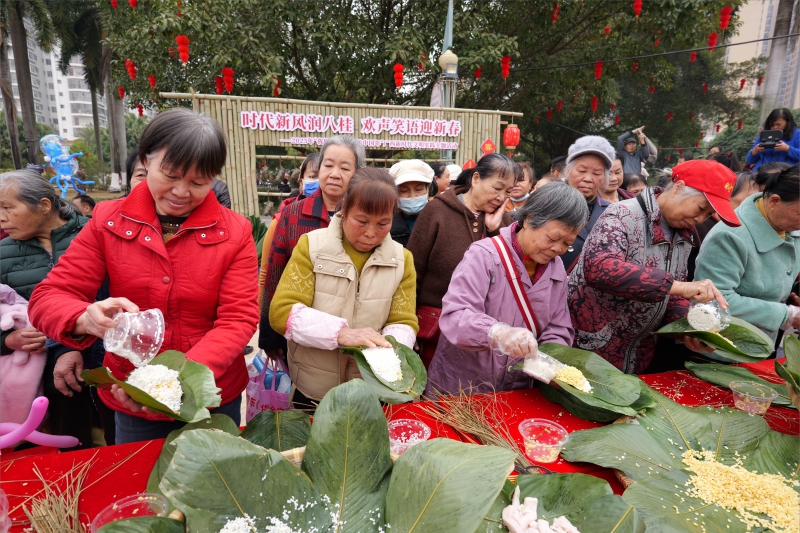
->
xmin=567 ymin=188 xmax=694 ymax=374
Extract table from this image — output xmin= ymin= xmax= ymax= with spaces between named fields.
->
xmin=3 ymin=361 xmax=796 ymax=532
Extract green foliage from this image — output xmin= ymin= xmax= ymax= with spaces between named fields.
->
xmin=240 ymin=409 xmax=311 ymax=451
xmin=125 ymin=112 xmax=149 ymax=154
xmin=655 ymin=316 xmax=774 ymax=363
xmin=775 ymin=335 xmax=800 ymax=392
xmin=96 ymin=517 xmax=185 ymax=533
xmin=0 ymin=110 xmax=53 ymax=168
xmin=77 ymin=124 xmax=110 ymax=161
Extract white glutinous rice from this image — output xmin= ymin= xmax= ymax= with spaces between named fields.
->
xmin=687 ymin=305 xmax=721 ymax=331
xmin=125 ymin=364 xmax=182 ymax=412
xmin=362 ymin=346 xmax=403 ymax=382
xmin=219 ymin=516 xmax=255 ymax=533
xmin=264 ymin=517 xmax=295 ymax=533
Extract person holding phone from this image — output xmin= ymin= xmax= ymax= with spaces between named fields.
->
xmin=746 ymin=108 xmax=800 ymax=170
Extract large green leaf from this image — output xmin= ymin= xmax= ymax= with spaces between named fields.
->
xmin=517 ymin=473 xmax=612 ymax=523
xmin=575 ymin=495 xmax=645 ymax=533
xmin=655 ymin=317 xmax=774 ymax=363
xmin=240 ymin=409 xmax=311 ymax=451
xmin=532 ymin=344 xmax=644 ymax=422
xmin=301 ymin=379 xmax=392 ymax=533
xmin=96 ymin=517 xmax=185 ymax=533
xmin=684 ymin=361 xmax=794 ymax=408
xmin=475 ymin=479 xmax=515 ymax=533
xmin=81 ymin=350 xmax=221 ymax=423
xmin=159 ymin=429 xmax=333 ymax=533
xmin=745 ymin=430 xmax=800 ymax=484
xmin=343 ymin=336 xmax=427 ymax=404
xmin=146 ymin=414 xmax=241 ymax=510
xmin=622 ymin=470 xmax=749 ymax=533
xmin=775 ymin=335 xmax=800 ymax=391
xmin=385 ymin=439 xmax=515 ymax=533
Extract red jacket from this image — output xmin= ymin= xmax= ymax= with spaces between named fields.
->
xmin=28 ymin=183 xmax=259 ymax=420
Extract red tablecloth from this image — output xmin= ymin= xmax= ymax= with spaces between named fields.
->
xmin=2 ymin=361 xmax=796 ymax=532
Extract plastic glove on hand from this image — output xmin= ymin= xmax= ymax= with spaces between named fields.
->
xmin=488 ymin=323 xmax=538 ymax=359
xmin=522 ymin=350 xmax=566 ymax=385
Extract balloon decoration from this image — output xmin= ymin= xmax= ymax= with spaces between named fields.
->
xmin=0 ymin=397 xmax=80 ymax=449
xmin=222 ymin=67 xmax=234 ymax=93
xmin=690 ymin=51 xmax=697 ymax=63
xmin=633 ymin=0 xmax=642 ymax=18
xmin=551 ymin=1 xmax=559 ymax=23
xmin=124 ymin=59 xmax=136 ymax=79
xmin=503 ymin=124 xmax=520 ymax=156
xmin=148 ymin=73 xmax=156 ymax=88
xmin=214 ymin=76 xmax=223 ymax=94
xmin=136 ymin=103 xmax=144 ymax=116
xmin=590 ymin=96 xmax=599 ymax=112
xmin=719 ymin=6 xmax=733 ymax=30
xmin=501 ymin=55 xmax=511 ymax=81
xmin=594 ymin=60 xmax=604 ymax=79
xmin=40 ymin=135 xmax=93 ymax=198
xmin=117 ymin=86 xmax=125 ymax=99
xmin=175 ymin=35 xmax=190 ymax=63
xmin=474 ymin=67 xmax=482 ymax=79
xmin=707 ymin=33 xmax=718 ymax=52
xmin=393 ymin=63 xmax=404 ymax=88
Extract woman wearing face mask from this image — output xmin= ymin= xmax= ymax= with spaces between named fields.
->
xmin=505 ymin=161 xmax=535 ymax=215
xmin=389 ymin=160 xmax=435 ymax=247
xmin=407 ymin=154 xmax=520 ymax=366
xmin=270 ymin=168 xmax=418 ymax=407
xmin=259 ymin=137 xmax=366 ymax=362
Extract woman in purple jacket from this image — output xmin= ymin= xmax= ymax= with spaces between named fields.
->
xmin=426 ymin=182 xmax=588 ymax=396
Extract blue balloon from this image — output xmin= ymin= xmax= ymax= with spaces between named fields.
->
xmin=40 ymin=135 xmax=95 ymax=198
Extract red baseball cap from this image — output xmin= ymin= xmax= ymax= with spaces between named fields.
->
xmin=671 ymin=159 xmax=741 ymax=227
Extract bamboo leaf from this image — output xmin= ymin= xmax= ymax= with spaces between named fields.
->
xmin=575 ymin=494 xmax=645 ymax=533
xmin=655 ymin=318 xmax=773 ymax=362
xmin=96 ymin=517 xmax=185 ymax=533
xmin=684 ymin=361 xmax=793 ymax=408
xmin=517 ymin=473 xmax=612 ymax=523
xmin=343 ymin=336 xmax=427 ymax=404
xmin=240 ymin=409 xmax=311 ymax=451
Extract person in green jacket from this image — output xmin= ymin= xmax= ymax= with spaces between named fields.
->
xmin=0 ymin=169 xmax=91 ymax=447
xmin=695 ymin=165 xmax=800 ymax=342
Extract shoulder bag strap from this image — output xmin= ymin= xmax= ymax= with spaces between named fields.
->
xmin=490 ymin=235 xmax=540 ymax=337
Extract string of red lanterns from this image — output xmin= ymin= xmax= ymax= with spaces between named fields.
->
xmin=110 ymin=0 xmax=117 ymax=8
xmin=392 ymin=63 xmax=404 ymax=88
xmin=129 ymin=0 xmax=137 ymax=8
xmin=418 ymin=52 xmax=427 ymax=72
xmin=214 ymin=76 xmax=223 ymax=95
xmin=707 ymin=33 xmax=718 ymax=53
xmin=222 ymin=67 xmax=234 ymax=93
xmin=117 ymin=86 xmax=125 ymax=99
xmin=175 ymin=35 xmax=190 ymax=63
xmin=124 ymin=59 xmax=136 ymax=79
xmin=273 ymin=78 xmax=281 ymax=97
xmin=633 ymin=0 xmax=642 ymax=18
xmin=739 ymin=78 xmax=746 ymax=90
xmin=719 ymin=6 xmax=733 ymax=30
xmin=136 ymin=103 xmax=144 ymax=116
xmin=551 ymin=1 xmax=559 ymax=23
xmin=474 ymin=67 xmax=482 ymax=79
xmin=590 ymin=96 xmax=598 ymax=112
xmin=148 ymin=74 xmax=156 ymax=88
xmin=593 ymin=60 xmax=604 ymax=79
xmin=500 ymin=55 xmax=511 ymax=81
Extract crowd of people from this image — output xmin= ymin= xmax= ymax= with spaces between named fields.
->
xmin=1 ymin=106 xmax=798 ymax=448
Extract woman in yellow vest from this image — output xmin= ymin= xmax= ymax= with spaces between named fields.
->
xmin=270 ymin=168 xmax=419 ymax=407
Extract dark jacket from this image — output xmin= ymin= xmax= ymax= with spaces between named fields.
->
xmin=616 ymin=131 xmax=650 ymax=175
xmin=0 ymin=212 xmax=88 ymax=355
xmin=277 ymin=183 xmax=292 ymax=193
xmin=560 ymin=196 xmax=611 ymax=271
xmin=211 ymin=179 xmax=231 ymax=209
xmin=407 ymin=186 xmax=512 ymax=309
xmin=390 ymin=211 xmax=415 ymax=248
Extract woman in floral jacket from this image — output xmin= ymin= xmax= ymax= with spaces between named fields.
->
xmin=568 ymin=160 xmax=737 ymax=374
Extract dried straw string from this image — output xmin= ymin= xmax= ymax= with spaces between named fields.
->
xmin=24 ymin=461 xmax=92 ymax=533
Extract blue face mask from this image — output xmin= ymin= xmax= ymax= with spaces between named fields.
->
xmin=398 ymin=195 xmax=428 ymax=215
xmin=511 ymin=192 xmax=530 ymax=203
xmin=303 ymin=179 xmax=319 ymax=196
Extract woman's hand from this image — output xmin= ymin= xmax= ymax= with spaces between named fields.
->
xmin=73 ymin=297 xmax=139 ymax=338
xmin=53 ymin=351 xmax=84 ymax=396
xmin=488 ymin=323 xmax=538 ymax=359
xmin=684 ymin=335 xmax=714 ymax=354
xmin=337 ymin=327 xmax=391 ymax=348
xmin=775 ymin=140 xmax=790 ymax=152
xmin=110 ymin=384 xmax=163 ymax=417
xmin=4 ymin=327 xmax=47 ymax=353
xmin=485 ymin=200 xmax=509 ymax=233
xmin=670 ymin=280 xmax=727 ymax=309
xmin=751 ymin=144 xmax=764 ymax=156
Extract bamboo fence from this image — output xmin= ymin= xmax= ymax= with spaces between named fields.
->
xmin=160 ymin=92 xmax=523 ymax=216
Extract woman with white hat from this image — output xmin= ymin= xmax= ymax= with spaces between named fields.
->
xmin=389 ymin=159 xmax=435 ymax=247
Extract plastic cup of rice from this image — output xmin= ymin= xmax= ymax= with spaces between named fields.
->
xmin=729 ymin=380 xmax=778 ymax=415
xmin=91 ymin=493 xmax=168 ymax=532
xmin=388 ymin=419 xmax=431 ymax=455
xmin=518 ymin=418 xmax=569 ymax=464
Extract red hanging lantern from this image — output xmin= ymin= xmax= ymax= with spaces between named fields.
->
xmin=111 ymin=0 xmax=118 ymax=8
xmin=680 ymin=149 xmax=685 ymax=155
xmin=707 ymin=33 xmax=718 ymax=52
xmin=700 ymin=131 xmax=705 ymax=137
xmin=715 ymin=124 xmax=721 ymax=133
xmin=556 ymin=100 xmax=563 ymax=112
xmin=632 ymin=62 xmax=639 ymax=73
xmin=604 ymin=26 xmax=611 ymax=35
xmin=610 ymin=102 xmax=616 ymax=110
xmin=214 ymin=76 xmax=223 ymax=95
xmin=175 ymin=35 xmax=190 ymax=63
xmin=117 ymin=86 xmax=125 ymax=99
xmin=757 ymin=76 xmax=764 ymax=86
xmin=474 ymin=67 xmax=482 ymax=79
xmin=129 ymin=0 xmax=137 ymax=7
xmin=177 ymin=0 xmax=182 ymax=17
xmin=546 ymin=109 xmax=553 ymax=120
xmin=739 ymin=78 xmax=746 ymax=90
xmin=695 ymin=141 xmax=700 ymax=148
xmin=689 ymin=112 xmax=695 ymax=121
xmin=551 ymin=1 xmax=559 ymax=23
xmin=719 ymin=6 xmax=733 ymax=30
xmin=503 ymin=124 xmax=520 ymax=156
xmin=222 ymin=67 xmax=234 ymax=93
xmin=667 ymin=110 xmax=672 ymax=121
xmin=136 ymin=103 xmax=144 ymax=116
xmin=168 ymin=47 xmax=175 ymax=58
xmin=654 ymin=37 xmax=660 ymax=47
xmin=393 ymin=63 xmax=404 ymax=88
xmin=148 ymin=74 xmax=156 ymax=88
xmin=590 ymin=96 xmax=599 ymax=112
xmin=702 ymin=83 xmax=709 ymax=95
xmin=649 ymin=86 xmax=656 ymax=94
xmin=124 ymin=59 xmax=136 ymax=79
xmin=418 ymin=51 xmax=427 ymax=71
xmin=273 ymin=78 xmax=281 ymax=97
xmin=614 ymin=115 xmax=620 ymax=125
xmin=633 ymin=0 xmax=642 ymax=17
xmin=501 ymin=55 xmax=511 ymax=81
xmin=690 ymin=51 xmax=697 ymax=63
xmin=535 ymin=116 xmax=540 ymax=124
xmin=737 ymin=120 xmax=743 ymax=130
xmin=594 ymin=60 xmax=604 ymax=80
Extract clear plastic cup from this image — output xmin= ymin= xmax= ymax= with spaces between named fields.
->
xmin=388 ymin=419 xmax=431 ymax=455
xmin=90 ymin=493 xmax=168 ymax=532
xmin=104 ymin=309 xmax=165 ymax=367
xmin=729 ymin=380 xmax=778 ymax=415
xmin=687 ymin=300 xmax=731 ymax=332
xmin=518 ymin=418 xmax=569 ymax=463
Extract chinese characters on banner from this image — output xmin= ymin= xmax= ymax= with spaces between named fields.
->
xmin=239 ymin=111 xmax=462 ymax=138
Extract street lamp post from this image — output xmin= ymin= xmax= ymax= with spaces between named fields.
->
xmin=438 ymin=0 xmax=458 ymax=162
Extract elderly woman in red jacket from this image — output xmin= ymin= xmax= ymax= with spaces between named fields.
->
xmin=28 ymin=108 xmax=259 ymax=443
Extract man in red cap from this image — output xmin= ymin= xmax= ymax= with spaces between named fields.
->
xmin=567 ymin=159 xmax=734 ymax=374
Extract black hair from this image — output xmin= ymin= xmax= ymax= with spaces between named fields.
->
xmin=138 ymin=108 xmax=227 ymax=181
xmin=518 ymin=160 xmax=536 ymax=184
xmin=621 ymin=173 xmax=647 ymax=191
xmin=755 ymin=161 xmax=791 ymax=188
xmin=73 ymin=194 xmax=96 ymax=209
xmin=299 ymin=152 xmax=320 ymax=181
xmin=341 ymin=167 xmax=398 ymax=217
xmin=763 ymin=108 xmax=798 ymax=141
xmin=428 ymin=176 xmax=439 ymax=197
xmin=682 ymin=153 xmax=694 ymax=162
xmin=708 ymin=145 xmax=721 ymax=154
xmin=731 ymin=171 xmax=757 ymax=197
xmin=762 ymin=164 xmax=799 ymax=203
xmin=124 ymin=148 xmax=140 ymax=194
xmin=456 ymin=153 xmax=522 ymax=191
xmin=707 ymin=151 xmax=742 ymax=172
xmin=550 ymin=155 xmax=567 ymax=173
xmin=429 ymin=162 xmax=447 ymax=179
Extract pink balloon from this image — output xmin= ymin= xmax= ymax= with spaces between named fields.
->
xmin=0 ymin=397 xmax=80 ymax=449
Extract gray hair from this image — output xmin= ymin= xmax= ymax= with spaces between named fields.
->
xmin=320 ymin=135 xmax=367 ymax=169
xmin=664 ymin=180 xmax=705 ymax=200
xmin=0 ymin=169 xmax=75 ymax=220
xmin=562 ymin=155 xmax=611 ymax=190
xmin=516 ymin=180 xmax=589 ymax=231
